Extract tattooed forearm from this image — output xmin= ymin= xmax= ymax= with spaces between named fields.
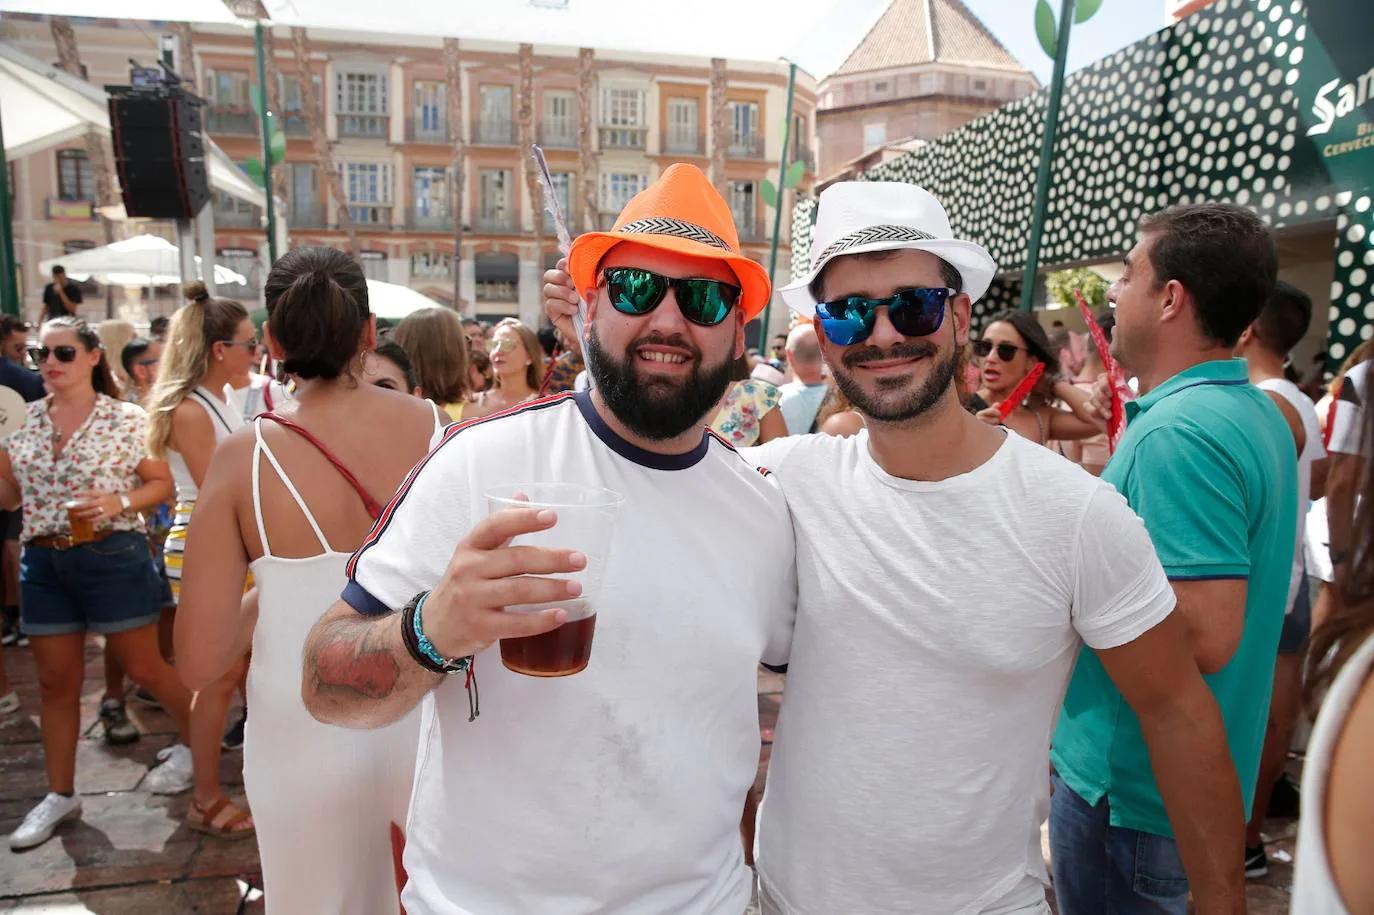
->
xmin=302 ymin=601 xmax=442 ymax=730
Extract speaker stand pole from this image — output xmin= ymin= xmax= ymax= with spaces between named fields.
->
xmin=196 ymin=205 xmax=217 ymax=296
xmin=177 ymin=219 xmax=196 ymax=288
xmin=0 ymin=101 xmax=19 ymax=318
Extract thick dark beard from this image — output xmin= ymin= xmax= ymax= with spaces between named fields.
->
xmin=831 ymin=340 xmax=958 ymax=423
xmin=586 ymin=326 xmax=735 ymax=441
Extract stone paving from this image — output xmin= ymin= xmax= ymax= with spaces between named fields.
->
xmin=1 ymin=639 xmax=1296 ymax=913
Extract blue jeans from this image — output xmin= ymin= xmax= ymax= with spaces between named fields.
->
xmin=1049 ymin=774 xmax=1189 ymax=915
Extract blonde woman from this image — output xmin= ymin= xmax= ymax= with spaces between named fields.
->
xmin=470 ymin=318 xmax=544 ymax=418
xmin=393 ymin=307 xmax=471 ymax=422
xmin=145 ymin=281 xmax=260 ymax=838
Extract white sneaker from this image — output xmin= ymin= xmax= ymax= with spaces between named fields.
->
xmin=0 ymin=690 xmax=18 ymax=715
xmin=145 ymin=743 xmax=193 ymax=795
xmin=9 ymin=792 xmax=82 ymax=850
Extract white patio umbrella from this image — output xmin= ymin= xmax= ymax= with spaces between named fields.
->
xmin=366 ymin=280 xmax=443 ymax=320
xmin=39 ymin=234 xmax=247 ymax=286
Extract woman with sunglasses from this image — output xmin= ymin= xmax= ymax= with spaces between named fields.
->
xmin=0 ymin=317 xmax=196 ymax=851
xmin=972 ymin=309 xmax=1100 ymax=448
xmin=393 ymin=306 xmax=471 ymax=422
xmin=143 ymin=281 xmax=259 ymax=839
xmin=469 ymin=318 xmax=545 ymax=419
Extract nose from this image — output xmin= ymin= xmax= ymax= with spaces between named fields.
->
xmin=644 ymin=287 xmax=691 ymax=336
xmin=865 ymin=305 xmax=907 ymax=349
xmin=1107 ymin=279 xmax=1122 ymax=304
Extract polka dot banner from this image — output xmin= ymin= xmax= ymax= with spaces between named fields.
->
xmin=788 ymin=0 xmax=1368 ymax=365
xmin=1329 ymin=189 xmax=1374 ymax=373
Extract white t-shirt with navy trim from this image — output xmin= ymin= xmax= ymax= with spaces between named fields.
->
xmin=343 ymin=391 xmax=797 ymax=915
xmin=743 ymin=430 xmax=1175 ymax=915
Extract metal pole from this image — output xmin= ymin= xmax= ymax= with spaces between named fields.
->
xmin=759 ymin=60 xmax=797 ymax=346
xmin=1020 ymin=0 xmax=1076 ymax=310
xmin=196 ymin=203 xmax=217 ymax=295
xmin=255 ymin=21 xmax=278 ymax=265
xmin=176 ymin=220 xmax=196 ymax=286
xmin=0 ymin=100 xmax=19 ymax=318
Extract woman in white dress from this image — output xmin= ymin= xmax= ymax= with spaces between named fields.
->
xmin=174 ymin=247 xmax=444 ymax=914
xmin=1293 ymin=395 xmax=1374 ymax=914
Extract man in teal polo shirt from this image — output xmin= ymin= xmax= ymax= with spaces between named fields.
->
xmin=1049 ymin=203 xmax=1298 ymax=915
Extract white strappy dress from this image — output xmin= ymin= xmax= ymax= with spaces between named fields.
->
xmin=242 ymin=412 xmax=441 ymax=914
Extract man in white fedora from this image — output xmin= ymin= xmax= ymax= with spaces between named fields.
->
xmin=543 ymin=182 xmax=1245 ymax=913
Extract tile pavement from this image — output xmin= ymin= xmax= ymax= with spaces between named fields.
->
xmin=1 ymin=641 xmax=1296 ymax=913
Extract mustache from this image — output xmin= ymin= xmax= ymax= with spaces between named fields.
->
xmin=841 ymin=341 xmax=938 ymax=369
xmin=627 ymin=333 xmax=701 ymax=361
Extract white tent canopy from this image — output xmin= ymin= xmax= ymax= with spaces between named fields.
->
xmin=0 ymin=44 xmax=270 ymax=210
xmin=39 ymin=234 xmax=247 ymax=286
xmin=366 ymin=280 xmax=442 ymax=320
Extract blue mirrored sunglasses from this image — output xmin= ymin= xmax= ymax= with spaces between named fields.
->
xmin=815 ymin=287 xmax=954 ymax=346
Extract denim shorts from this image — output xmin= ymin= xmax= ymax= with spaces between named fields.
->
xmin=1277 ymin=572 xmax=1313 ymax=654
xmin=21 ymin=531 xmax=163 ymax=636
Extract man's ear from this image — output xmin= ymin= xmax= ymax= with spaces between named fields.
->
xmin=1160 ymin=279 xmax=1188 ymax=325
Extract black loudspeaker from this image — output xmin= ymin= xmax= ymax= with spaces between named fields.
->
xmin=106 ymin=86 xmax=210 ymax=220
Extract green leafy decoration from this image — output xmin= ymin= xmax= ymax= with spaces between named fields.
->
xmin=242 ymin=156 xmax=265 ymax=188
xmin=1075 ymin=0 xmax=1102 ymax=23
xmin=269 ymin=127 xmax=287 ymax=165
xmin=783 ymin=160 xmax=805 ymax=188
xmin=1035 ymin=0 xmax=1058 ymax=59
xmin=1046 ymin=267 xmax=1110 ymax=310
xmin=761 ymin=179 xmax=779 ymax=209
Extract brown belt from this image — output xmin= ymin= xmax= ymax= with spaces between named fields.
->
xmin=28 ymin=530 xmax=115 ymax=551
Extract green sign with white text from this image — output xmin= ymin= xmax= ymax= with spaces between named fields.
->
xmin=1297 ymin=0 xmax=1374 ymax=191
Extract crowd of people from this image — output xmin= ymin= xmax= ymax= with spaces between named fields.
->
xmin=0 ymin=160 xmax=1368 ymax=915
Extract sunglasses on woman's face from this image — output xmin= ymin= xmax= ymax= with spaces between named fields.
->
xmin=220 ymin=338 xmax=260 ymax=352
xmin=815 ymin=287 xmax=954 ymax=346
xmin=33 ymin=345 xmax=79 ymax=364
xmin=972 ymin=339 xmax=1029 ymax=362
xmin=601 ymin=267 xmax=740 ymax=327
xmin=488 ymin=337 xmax=517 ymax=354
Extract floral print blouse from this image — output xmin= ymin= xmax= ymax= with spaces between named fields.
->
xmin=711 ymin=379 xmax=782 ymax=448
xmin=3 ymin=395 xmax=151 ymax=541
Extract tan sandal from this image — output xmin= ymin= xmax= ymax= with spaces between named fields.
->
xmin=188 ymin=796 xmax=255 ymax=840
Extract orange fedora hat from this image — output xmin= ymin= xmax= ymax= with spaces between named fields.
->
xmin=567 ymin=163 xmax=772 ymax=321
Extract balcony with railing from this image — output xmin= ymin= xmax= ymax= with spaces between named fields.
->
xmin=407 ymin=204 xmax=453 ymax=231
xmin=205 ymin=107 xmax=256 ymax=135
xmin=45 ymin=197 xmax=97 ymax=221
xmin=475 ymin=279 xmax=518 ymax=302
xmin=728 ymin=133 xmax=765 ymax=159
xmin=661 ymin=131 xmax=705 ymax=157
xmin=336 ymin=113 xmax=389 ymax=139
xmin=538 ymin=121 xmax=579 ymax=149
xmin=281 ymin=112 xmax=310 ymax=137
xmin=406 ymin=117 xmax=450 ymax=144
xmin=347 ymin=204 xmax=394 ymax=226
xmin=543 ymin=205 xmax=578 ymax=234
xmin=792 ymin=142 xmax=817 ymax=174
xmin=734 ymin=213 xmax=765 ymax=243
xmin=472 ymin=117 xmax=515 ymax=146
xmin=474 ymin=212 xmax=519 ymax=234
xmin=599 ymin=125 xmax=648 ymax=150
xmin=288 ymin=202 xmax=328 ymax=228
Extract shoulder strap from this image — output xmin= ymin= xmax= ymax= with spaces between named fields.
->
xmin=252 ymin=419 xmax=331 ymax=556
xmin=258 ymin=413 xmax=385 ymax=520
xmin=188 ymin=389 xmax=236 ymax=436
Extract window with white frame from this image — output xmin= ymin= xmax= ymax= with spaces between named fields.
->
xmin=727 ymin=180 xmax=757 ymax=237
xmin=410 ymin=249 xmax=452 ymax=279
xmin=542 ymin=91 xmax=577 ymax=146
xmin=478 ymin=85 xmax=513 ymax=143
xmin=862 ymin=122 xmax=886 ymax=152
xmin=412 ymin=167 xmax=449 ymax=222
xmin=600 ymin=172 xmax=647 ymax=219
xmin=206 ymin=69 xmax=251 ymax=108
xmin=477 ymin=169 xmax=513 ymax=228
xmin=279 ymin=73 xmax=322 ymax=112
xmin=728 ymin=101 xmax=760 ymax=154
xmin=337 ymin=70 xmax=389 ymax=137
xmin=544 ymin=172 xmax=574 ymax=230
xmin=56 ymin=149 xmax=94 ymax=201
xmin=413 ymin=81 xmax=447 ymax=134
xmin=665 ymin=97 xmax=700 ymax=153
xmin=600 ymin=87 xmax=645 ymax=126
xmin=343 ymin=162 xmax=393 ymax=224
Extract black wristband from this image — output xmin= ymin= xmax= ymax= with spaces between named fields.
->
xmin=401 ymin=594 xmax=448 ymax=675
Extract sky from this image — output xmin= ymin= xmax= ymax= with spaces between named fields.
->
xmin=789 ymin=0 xmax=1172 ymax=83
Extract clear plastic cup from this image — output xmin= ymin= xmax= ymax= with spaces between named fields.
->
xmin=484 ymin=483 xmax=624 ymax=677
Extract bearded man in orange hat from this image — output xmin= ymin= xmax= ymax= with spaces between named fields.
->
xmin=301 ymin=163 xmax=796 ymax=915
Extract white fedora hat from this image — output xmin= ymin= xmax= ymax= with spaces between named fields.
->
xmin=780 ymin=182 xmax=998 ymax=318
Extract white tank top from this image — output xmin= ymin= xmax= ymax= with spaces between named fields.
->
xmin=1256 ymin=377 xmax=1326 ymax=609
xmin=167 ymin=386 xmax=245 ymax=504
xmin=1292 ymin=632 xmax=1374 ymax=914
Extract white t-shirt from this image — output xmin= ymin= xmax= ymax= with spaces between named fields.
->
xmin=743 ymin=431 xmax=1175 ymax=915
xmin=1257 ymin=377 xmax=1325 ymax=608
xmin=1327 ymin=360 xmax=1368 ymax=457
xmin=344 ymin=391 xmax=797 ymax=915
xmin=777 ymin=380 xmax=829 ymax=435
